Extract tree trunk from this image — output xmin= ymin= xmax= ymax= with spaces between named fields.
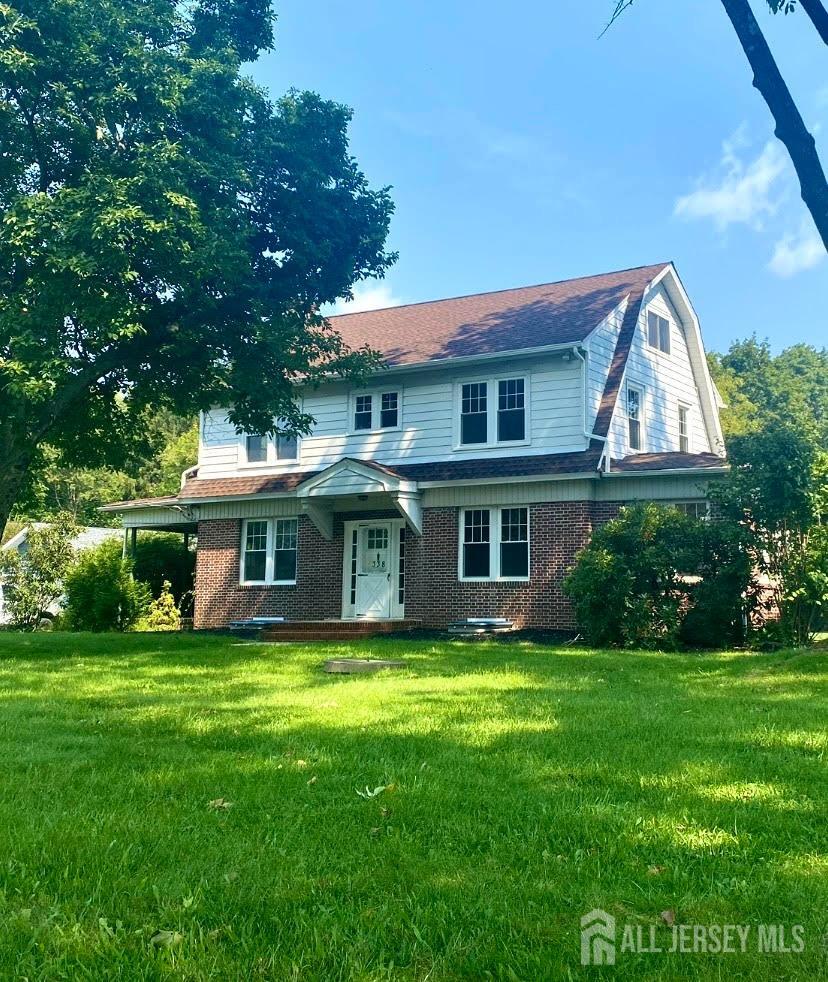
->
xmin=721 ymin=0 xmax=828 ymax=251
xmin=0 ymin=459 xmax=27 ymax=543
xmin=799 ymin=0 xmax=828 ymax=47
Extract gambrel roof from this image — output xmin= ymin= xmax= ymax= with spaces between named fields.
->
xmin=331 ymin=263 xmax=669 ymax=366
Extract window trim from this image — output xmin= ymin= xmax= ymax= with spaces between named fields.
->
xmin=457 ymin=506 xmax=531 ymax=583
xmin=239 ymin=517 xmax=299 ymax=586
xmin=646 ymin=309 xmax=672 ymax=356
xmin=625 ymin=382 xmax=645 ymax=453
xmin=347 ymin=387 xmax=403 ymax=435
xmin=453 ymin=374 xmax=531 ymax=451
xmin=238 ymin=432 xmax=300 ymax=468
xmin=678 ymin=402 xmax=691 ymax=454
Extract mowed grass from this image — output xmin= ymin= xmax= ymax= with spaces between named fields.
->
xmin=0 ymin=634 xmax=826 ymax=980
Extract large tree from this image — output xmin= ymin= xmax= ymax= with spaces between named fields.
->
xmin=0 ymin=0 xmax=395 ymax=537
xmin=604 ymin=0 xmax=828 ymax=251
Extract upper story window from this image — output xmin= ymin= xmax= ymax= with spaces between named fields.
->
xmin=459 ymin=506 xmax=530 ymax=581
xmin=245 ymin=434 xmax=268 ymax=463
xmin=626 ymin=384 xmax=643 ymax=451
xmin=241 ymin=430 xmax=299 ymax=466
xmin=678 ymin=404 xmax=690 ymax=453
xmin=351 ymin=390 xmax=401 ymax=432
xmin=458 ymin=376 xmax=529 ymax=448
xmin=647 ymin=311 xmax=671 ymax=355
xmin=241 ymin=517 xmax=298 ymax=584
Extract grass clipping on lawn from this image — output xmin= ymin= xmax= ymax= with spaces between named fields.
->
xmin=0 ymin=632 xmax=825 ymax=978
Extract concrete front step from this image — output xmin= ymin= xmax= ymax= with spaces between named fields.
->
xmin=259 ymin=619 xmax=418 ymax=642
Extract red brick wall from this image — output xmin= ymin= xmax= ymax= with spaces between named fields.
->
xmin=405 ymin=502 xmax=621 ymax=630
xmin=194 ymin=501 xmax=624 ymax=630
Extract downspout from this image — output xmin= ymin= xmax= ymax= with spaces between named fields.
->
xmin=570 ymin=346 xmax=610 ymax=473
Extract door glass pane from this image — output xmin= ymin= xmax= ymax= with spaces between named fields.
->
xmin=361 ymin=526 xmax=389 ymax=572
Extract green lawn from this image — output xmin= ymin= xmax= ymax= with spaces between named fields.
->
xmin=0 ymin=633 xmax=826 ymax=980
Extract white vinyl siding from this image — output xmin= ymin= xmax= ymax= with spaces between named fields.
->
xmin=197 ymin=352 xmax=586 ymax=477
xmin=607 ymin=283 xmax=711 ymax=459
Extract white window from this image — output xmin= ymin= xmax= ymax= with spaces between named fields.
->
xmin=457 ymin=376 xmax=529 ymax=448
xmin=672 ymin=501 xmax=710 ymax=520
xmin=678 ymin=404 xmax=690 ymax=453
xmin=647 ymin=310 xmax=671 ymax=354
xmin=626 ymin=384 xmax=643 ymax=452
xmin=240 ymin=430 xmax=299 ymax=466
xmin=350 ymin=390 xmax=401 ymax=432
xmin=240 ymin=518 xmax=298 ymax=584
xmin=459 ymin=507 xmax=530 ymax=581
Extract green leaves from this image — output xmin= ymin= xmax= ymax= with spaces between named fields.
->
xmin=0 ymin=0 xmax=394 ymax=530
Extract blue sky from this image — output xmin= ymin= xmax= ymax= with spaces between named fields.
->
xmin=252 ymin=1 xmax=827 ymax=353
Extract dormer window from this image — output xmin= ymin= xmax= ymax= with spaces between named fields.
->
xmin=457 ymin=376 xmax=529 ymax=449
xmin=351 ymin=390 xmax=401 ymax=432
xmin=647 ymin=311 xmax=671 ymax=354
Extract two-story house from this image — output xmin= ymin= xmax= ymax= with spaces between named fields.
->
xmin=104 ymin=262 xmax=727 ymax=633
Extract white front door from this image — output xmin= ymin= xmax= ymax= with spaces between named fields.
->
xmin=354 ymin=522 xmax=393 ymax=618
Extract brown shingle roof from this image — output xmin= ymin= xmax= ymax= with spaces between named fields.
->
xmin=611 ymin=452 xmax=727 ymax=472
xmin=103 ymin=451 xmax=724 ymax=510
xmin=331 ymin=263 xmax=669 ymax=365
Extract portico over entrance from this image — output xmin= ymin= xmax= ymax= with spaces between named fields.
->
xmin=296 ymin=458 xmax=422 ymax=621
xmin=295 ymin=458 xmax=423 ymax=540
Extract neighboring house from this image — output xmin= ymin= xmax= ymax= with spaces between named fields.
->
xmin=103 ymin=262 xmax=727 ymax=632
xmin=0 ymin=524 xmax=122 ymax=623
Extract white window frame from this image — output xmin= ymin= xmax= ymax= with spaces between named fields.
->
xmin=238 ymin=432 xmax=300 ymax=468
xmin=457 ymin=506 xmax=530 ymax=583
xmin=646 ymin=309 xmax=672 ymax=355
xmin=669 ymin=500 xmax=710 ymax=521
xmin=347 ymin=387 xmax=403 ymax=435
xmin=625 ymin=382 xmax=645 ymax=453
xmin=453 ymin=374 xmax=531 ymax=451
xmin=678 ymin=402 xmax=691 ymax=454
xmin=239 ymin=517 xmax=299 ymax=585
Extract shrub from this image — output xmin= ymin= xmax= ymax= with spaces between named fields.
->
xmin=564 ymin=503 xmax=753 ymax=649
xmin=133 ymin=580 xmax=181 ymax=632
xmin=63 ymin=540 xmax=150 ymax=631
xmin=0 ymin=516 xmax=79 ymax=630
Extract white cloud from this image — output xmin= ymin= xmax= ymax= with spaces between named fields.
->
xmin=674 ymin=128 xmax=788 ymax=230
xmin=330 ymin=281 xmax=403 ymax=315
xmin=768 ymin=219 xmax=825 ymax=277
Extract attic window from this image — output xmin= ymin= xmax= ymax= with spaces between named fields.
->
xmin=647 ymin=311 xmax=671 ymax=354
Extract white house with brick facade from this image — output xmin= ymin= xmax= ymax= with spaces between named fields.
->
xmin=103 ymin=262 xmax=727 ymax=634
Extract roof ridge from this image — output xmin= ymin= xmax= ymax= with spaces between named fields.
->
xmin=329 ymin=262 xmax=671 ymax=320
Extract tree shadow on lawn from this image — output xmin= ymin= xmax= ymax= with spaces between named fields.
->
xmin=0 ymin=642 xmax=826 ymax=977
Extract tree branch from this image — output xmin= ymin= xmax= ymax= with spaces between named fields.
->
xmin=721 ymin=0 xmax=828 ymax=251
xmin=798 ymin=0 xmax=828 ymax=45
